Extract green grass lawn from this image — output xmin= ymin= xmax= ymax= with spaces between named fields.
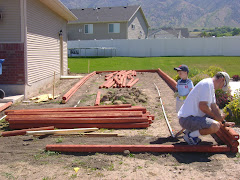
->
xmin=68 ymin=56 xmax=240 ymax=78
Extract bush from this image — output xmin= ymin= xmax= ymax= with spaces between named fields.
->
xmin=223 ymin=89 xmax=240 ymax=124
xmin=215 ymin=88 xmax=233 ymax=109
xmin=232 ymin=75 xmax=239 ymax=81
xmin=191 ymin=73 xmax=210 ymax=85
xmin=188 ymin=67 xmax=202 ymax=78
xmin=203 ymin=66 xmax=224 ymax=77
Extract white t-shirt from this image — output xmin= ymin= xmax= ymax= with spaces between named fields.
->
xmin=178 ymin=78 xmax=216 ymax=118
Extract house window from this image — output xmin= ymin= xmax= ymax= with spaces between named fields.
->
xmin=84 ymin=24 xmax=93 ymax=34
xmin=109 ymin=23 xmax=120 ymax=33
xmin=131 ymin=24 xmax=135 ymax=30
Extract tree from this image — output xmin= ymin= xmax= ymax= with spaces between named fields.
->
xmin=232 ymin=28 xmax=240 ymax=36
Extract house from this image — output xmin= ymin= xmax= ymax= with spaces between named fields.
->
xmin=67 ymin=5 xmax=149 ymax=40
xmin=149 ymin=28 xmax=189 ymax=39
xmin=0 ymin=0 xmax=77 ymax=98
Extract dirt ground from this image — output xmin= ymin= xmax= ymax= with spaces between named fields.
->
xmin=0 ymin=72 xmax=240 ymax=180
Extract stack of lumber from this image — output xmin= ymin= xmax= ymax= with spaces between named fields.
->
xmin=99 ymin=70 xmax=139 ymax=89
xmin=215 ymin=124 xmax=239 ymax=153
xmin=62 ymin=71 xmax=96 ymax=104
xmin=5 ymin=104 xmax=154 ymax=130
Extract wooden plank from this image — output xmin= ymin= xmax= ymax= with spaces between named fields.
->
xmin=0 ymin=102 xmax=12 ymax=112
xmin=94 ymin=91 xmax=101 ymax=106
xmin=8 ymin=117 xmax=149 ymax=124
xmin=6 ymin=107 xmax=147 ymax=114
xmin=46 ymin=144 xmax=231 ymax=153
xmin=26 ymin=128 xmax=98 ymax=135
xmin=5 ymin=104 xmax=133 ymax=114
xmin=0 ymin=126 xmax=55 ymax=137
xmin=9 ymin=122 xmax=150 ymax=129
xmin=6 ymin=111 xmax=143 ymax=119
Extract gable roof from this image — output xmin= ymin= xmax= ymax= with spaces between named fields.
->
xmin=69 ymin=5 xmax=149 ymax=27
xmin=39 ymin=0 xmax=77 ymax=21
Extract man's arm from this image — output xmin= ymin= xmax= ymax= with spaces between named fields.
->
xmin=199 ymin=101 xmax=224 ymax=121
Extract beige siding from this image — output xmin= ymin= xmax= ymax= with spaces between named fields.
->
xmin=68 ymin=22 xmax=127 ymax=40
xmin=128 ymin=10 xmax=148 ymax=39
xmin=0 ymin=0 xmax=21 ymax=42
xmin=26 ymin=0 xmax=68 ymax=84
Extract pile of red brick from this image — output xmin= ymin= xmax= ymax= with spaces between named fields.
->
xmin=5 ymin=104 xmax=154 ymax=130
xmin=99 ymin=70 xmax=139 ymax=89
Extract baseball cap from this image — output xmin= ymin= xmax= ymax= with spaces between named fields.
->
xmin=174 ymin=64 xmax=189 ymax=73
xmin=218 ymin=72 xmax=230 ymax=91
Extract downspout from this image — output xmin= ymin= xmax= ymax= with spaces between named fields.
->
xmin=21 ymin=0 xmax=31 ymax=88
xmin=59 ymin=30 xmax=64 ymax=75
xmin=126 ymin=22 xmax=128 ymax=39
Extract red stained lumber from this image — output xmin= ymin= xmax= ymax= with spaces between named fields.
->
xmin=215 ymin=129 xmax=232 ymax=146
xmin=122 ymin=76 xmax=127 ymax=87
xmin=220 ymin=125 xmax=239 ymax=140
xmin=157 ymin=68 xmax=177 ymax=91
xmin=5 ymin=106 xmax=143 ymax=115
xmin=62 ymin=71 xmax=96 ymax=103
xmin=126 ymin=78 xmax=135 ymax=87
xmin=9 ymin=122 xmax=150 ymax=129
xmin=94 ymin=91 xmax=101 ymax=106
xmin=105 ymin=81 xmax=115 ymax=88
xmin=46 ymin=144 xmax=231 ymax=153
xmin=113 ymin=76 xmax=121 ymax=85
xmin=0 ymin=126 xmax=54 ymax=137
xmin=216 ymin=129 xmax=239 ymax=147
xmin=0 ymin=102 xmax=13 ymax=112
xmin=105 ymin=71 xmax=118 ymax=77
xmin=127 ymin=78 xmax=139 ymax=88
xmin=5 ymin=104 xmax=132 ymax=114
xmin=6 ymin=111 xmax=143 ymax=120
xmin=8 ymin=117 xmax=149 ymax=124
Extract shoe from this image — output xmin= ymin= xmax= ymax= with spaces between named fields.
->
xmin=183 ymin=132 xmax=201 ymax=145
xmin=183 ymin=129 xmax=190 ymax=135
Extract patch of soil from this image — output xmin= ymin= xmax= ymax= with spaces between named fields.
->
xmin=0 ymin=72 xmax=239 ymax=180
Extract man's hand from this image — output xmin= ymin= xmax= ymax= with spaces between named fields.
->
xmin=199 ymin=102 xmax=223 ymax=121
xmin=224 ymin=121 xmax=235 ymax=127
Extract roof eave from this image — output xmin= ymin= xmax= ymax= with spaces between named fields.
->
xmin=68 ymin=20 xmax=128 ymax=24
xmin=129 ymin=6 xmax=150 ymax=28
xmin=39 ymin=0 xmax=78 ymax=21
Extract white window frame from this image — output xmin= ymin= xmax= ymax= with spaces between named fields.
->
xmin=108 ymin=23 xmax=120 ymax=33
xmin=84 ymin=24 xmax=93 ymax=34
xmin=131 ymin=24 xmax=135 ymax=30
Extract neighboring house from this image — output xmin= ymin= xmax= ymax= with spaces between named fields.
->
xmin=149 ymin=28 xmax=189 ymax=39
xmin=148 ymin=29 xmax=177 ymax=39
xmin=67 ymin=5 xmax=149 ymax=40
xmin=0 ymin=0 xmax=77 ymax=98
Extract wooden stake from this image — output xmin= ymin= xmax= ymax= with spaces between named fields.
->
xmin=88 ymin=59 xmax=90 ymax=73
xmin=53 ymin=71 xmax=55 ymax=99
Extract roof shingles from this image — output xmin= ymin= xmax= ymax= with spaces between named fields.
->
xmin=69 ymin=5 xmax=140 ymax=23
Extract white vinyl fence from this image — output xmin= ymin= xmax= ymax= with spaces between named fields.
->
xmin=68 ymin=37 xmax=240 ymax=57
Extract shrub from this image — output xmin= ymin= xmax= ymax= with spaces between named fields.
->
xmin=232 ymin=75 xmax=239 ymax=81
xmin=173 ymin=74 xmax=180 ymax=81
xmin=215 ymin=88 xmax=233 ymax=109
xmin=191 ymin=73 xmax=210 ymax=85
xmin=223 ymin=89 xmax=240 ymax=124
xmin=203 ymin=66 xmax=224 ymax=77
